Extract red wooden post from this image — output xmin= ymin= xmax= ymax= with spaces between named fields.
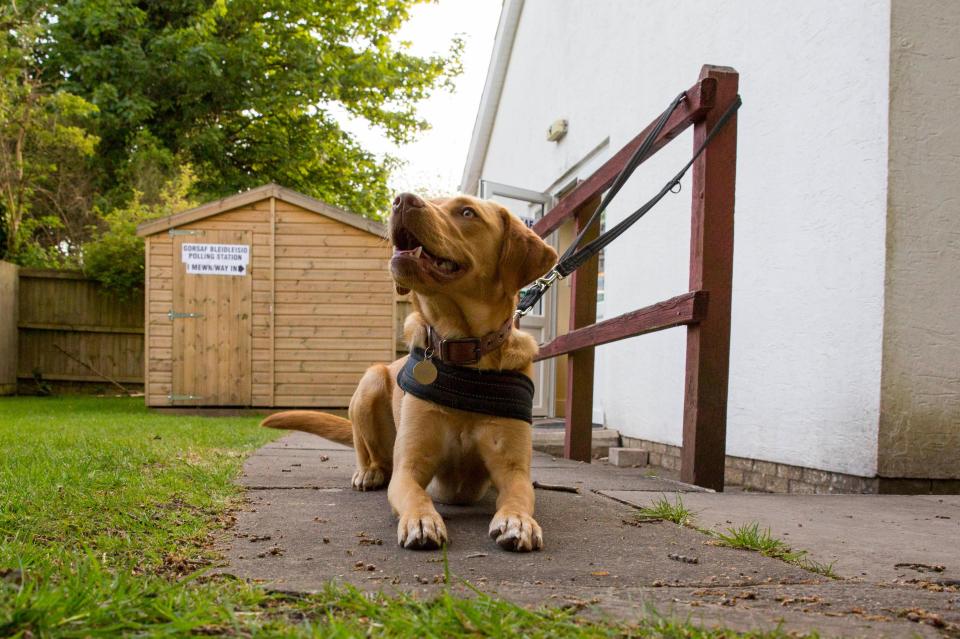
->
xmin=563 ymin=202 xmax=600 ymax=461
xmin=681 ymin=65 xmax=739 ymax=490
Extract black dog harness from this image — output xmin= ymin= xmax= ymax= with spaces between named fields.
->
xmin=398 ymin=348 xmax=535 ymax=423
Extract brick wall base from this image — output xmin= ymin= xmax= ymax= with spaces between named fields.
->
xmin=620 ymin=435 xmax=959 ymax=494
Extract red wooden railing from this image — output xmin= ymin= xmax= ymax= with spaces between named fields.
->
xmin=532 ymin=65 xmax=739 ymax=491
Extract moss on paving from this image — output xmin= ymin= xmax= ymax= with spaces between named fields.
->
xmin=0 ymin=396 xmax=815 ymax=637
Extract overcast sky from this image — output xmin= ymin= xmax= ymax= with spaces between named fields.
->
xmin=335 ymin=0 xmax=502 ymax=197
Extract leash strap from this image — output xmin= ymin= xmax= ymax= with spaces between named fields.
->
xmin=516 ymin=92 xmax=743 ymax=318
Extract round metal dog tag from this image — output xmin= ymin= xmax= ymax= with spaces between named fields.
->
xmin=412 ymin=358 xmax=438 ymax=385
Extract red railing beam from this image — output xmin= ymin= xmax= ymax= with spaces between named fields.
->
xmin=532 ymin=76 xmax=717 ymax=238
xmin=535 ymin=291 xmax=708 ymax=361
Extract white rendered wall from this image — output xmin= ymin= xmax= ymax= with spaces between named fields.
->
xmin=478 ymin=0 xmax=890 ymax=476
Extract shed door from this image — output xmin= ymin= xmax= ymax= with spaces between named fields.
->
xmin=171 ymin=229 xmax=252 ymax=405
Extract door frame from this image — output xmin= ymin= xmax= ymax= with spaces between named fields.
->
xmin=480 ymin=180 xmax=558 ymax=418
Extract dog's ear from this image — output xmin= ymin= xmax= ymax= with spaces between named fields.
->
xmin=498 ymin=208 xmax=558 ymax=294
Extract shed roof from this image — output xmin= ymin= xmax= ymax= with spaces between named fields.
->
xmin=136 ymin=183 xmax=386 ymax=238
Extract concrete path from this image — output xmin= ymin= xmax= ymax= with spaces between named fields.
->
xmin=223 ymin=433 xmax=960 ymax=638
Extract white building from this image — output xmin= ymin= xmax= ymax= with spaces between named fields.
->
xmin=461 ymin=0 xmax=959 ymax=493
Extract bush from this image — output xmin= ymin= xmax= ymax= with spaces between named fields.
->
xmin=82 ymin=208 xmax=147 ymax=300
xmin=83 ymin=168 xmax=195 ymax=299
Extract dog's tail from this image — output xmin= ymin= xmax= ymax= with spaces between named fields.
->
xmin=260 ymin=410 xmax=354 ymax=447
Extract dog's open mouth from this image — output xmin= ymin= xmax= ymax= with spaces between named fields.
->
xmin=391 ymin=226 xmax=463 ymax=278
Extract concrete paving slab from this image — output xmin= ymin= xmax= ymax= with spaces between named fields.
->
xmin=227 ymin=487 xmax=815 ymax=591
xmin=252 ymin=448 xmax=352 ymax=459
xmin=605 ymin=492 xmax=960 ymax=584
xmin=238 ymin=450 xmax=356 ymax=489
xmin=223 ymin=434 xmax=960 ymax=637
xmin=255 ymin=430 xmax=698 ymax=493
xmin=917 ymin=495 xmax=960 ymax=512
xmin=261 ymin=431 xmax=352 ymax=451
xmin=532 ymin=464 xmax=703 ymax=492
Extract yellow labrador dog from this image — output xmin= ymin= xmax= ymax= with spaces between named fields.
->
xmin=262 ymin=193 xmax=556 ymax=552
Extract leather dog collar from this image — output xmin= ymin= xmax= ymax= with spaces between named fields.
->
xmin=426 ymin=316 xmax=514 ymax=366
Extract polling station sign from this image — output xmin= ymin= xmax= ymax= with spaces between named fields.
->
xmin=181 ymin=243 xmax=250 ymax=275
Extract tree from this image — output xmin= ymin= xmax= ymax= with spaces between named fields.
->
xmin=45 ymin=0 xmax=462 ymax=218
xmin=0 ymin=1 xmax=99 ymax=263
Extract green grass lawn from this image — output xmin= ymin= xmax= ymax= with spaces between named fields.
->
xmin=0 ymin=396 xmax=810 ymax=638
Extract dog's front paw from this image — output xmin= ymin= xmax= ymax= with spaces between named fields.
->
xmin=351 ymin=466 xmax=387 ymax=491
xmin=489 ymin=511 xmax=543 ymax=552
xmin=397 ymin=511 xmax=447 ymax=550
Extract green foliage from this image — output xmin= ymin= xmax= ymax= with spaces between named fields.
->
xmin=0 ymin=1 xmax=100 ymax=263
xmin=636 ymin=493 xmax=696 ymax=526
xmin=0 ymin=396 xmax=819 ymax=638
xmin=2 ymin=0 xmax=459 ymax=288
xmin=117 ymin=130 xmax=180 ymax=207
xmin=82 ymin=168 xmax=196 ymax=298
xmin=45 ymin=0 xmax=462 ymax=217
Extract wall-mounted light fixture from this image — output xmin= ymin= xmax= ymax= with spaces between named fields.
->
xmin=546 ymin=119 xmax=568 ymax=142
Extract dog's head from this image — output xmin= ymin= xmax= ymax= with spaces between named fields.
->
xmin=389 ymin=193 xmax=557 ymax=306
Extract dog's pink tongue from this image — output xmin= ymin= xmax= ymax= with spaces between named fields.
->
xmin=393 ymin=245 xmax=424 ymax=258
xmin=393 ymin=246 xmax=420 ymax=295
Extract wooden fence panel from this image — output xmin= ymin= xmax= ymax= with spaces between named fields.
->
xmin=10 ymin=269 xmax=413 ymax=393
xmin=16 ymin=269 xmax=145 ymax=389
xmin=18 ymin=269 xmax=144 ymax=329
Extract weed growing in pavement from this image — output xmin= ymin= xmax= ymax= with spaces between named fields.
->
xmin=636 ymin=493 xmax=696 ymax=526
xmin=711 ymin=522 xmax=839 ymax=578
xmin=634 ymin=495 xmax=838 ymax=579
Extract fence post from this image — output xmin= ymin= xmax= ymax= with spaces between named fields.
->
xmin=563 ymin=201 xmax=600 ymax=461
xmin=0 ymin=261 xmax=18 ymax=395
xmin=681 ymin=65 xmax=739 ymax=490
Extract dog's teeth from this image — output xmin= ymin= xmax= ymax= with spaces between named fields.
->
xmin=412 ymin=246 xmax=423 ymax=258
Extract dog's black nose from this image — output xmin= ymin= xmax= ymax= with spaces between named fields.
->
xmin=393 ymin=192 xmax=424 ymax=214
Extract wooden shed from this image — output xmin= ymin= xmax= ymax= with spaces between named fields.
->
xmin=136 ymin=183 xmax=393 ymax=408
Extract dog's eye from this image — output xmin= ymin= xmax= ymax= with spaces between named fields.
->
xmin=460 ymin=207 xmax=476 ymax=218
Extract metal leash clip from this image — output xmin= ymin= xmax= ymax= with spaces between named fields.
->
xmin=514 ymin=268 xmax=563 ymax=319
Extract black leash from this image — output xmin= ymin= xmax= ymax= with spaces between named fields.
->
xmin=515 ymin=92 xmax=743 ymax=318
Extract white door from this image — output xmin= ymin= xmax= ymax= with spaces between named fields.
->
xmin=480 ymin=180 xmax=556 ymax=418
